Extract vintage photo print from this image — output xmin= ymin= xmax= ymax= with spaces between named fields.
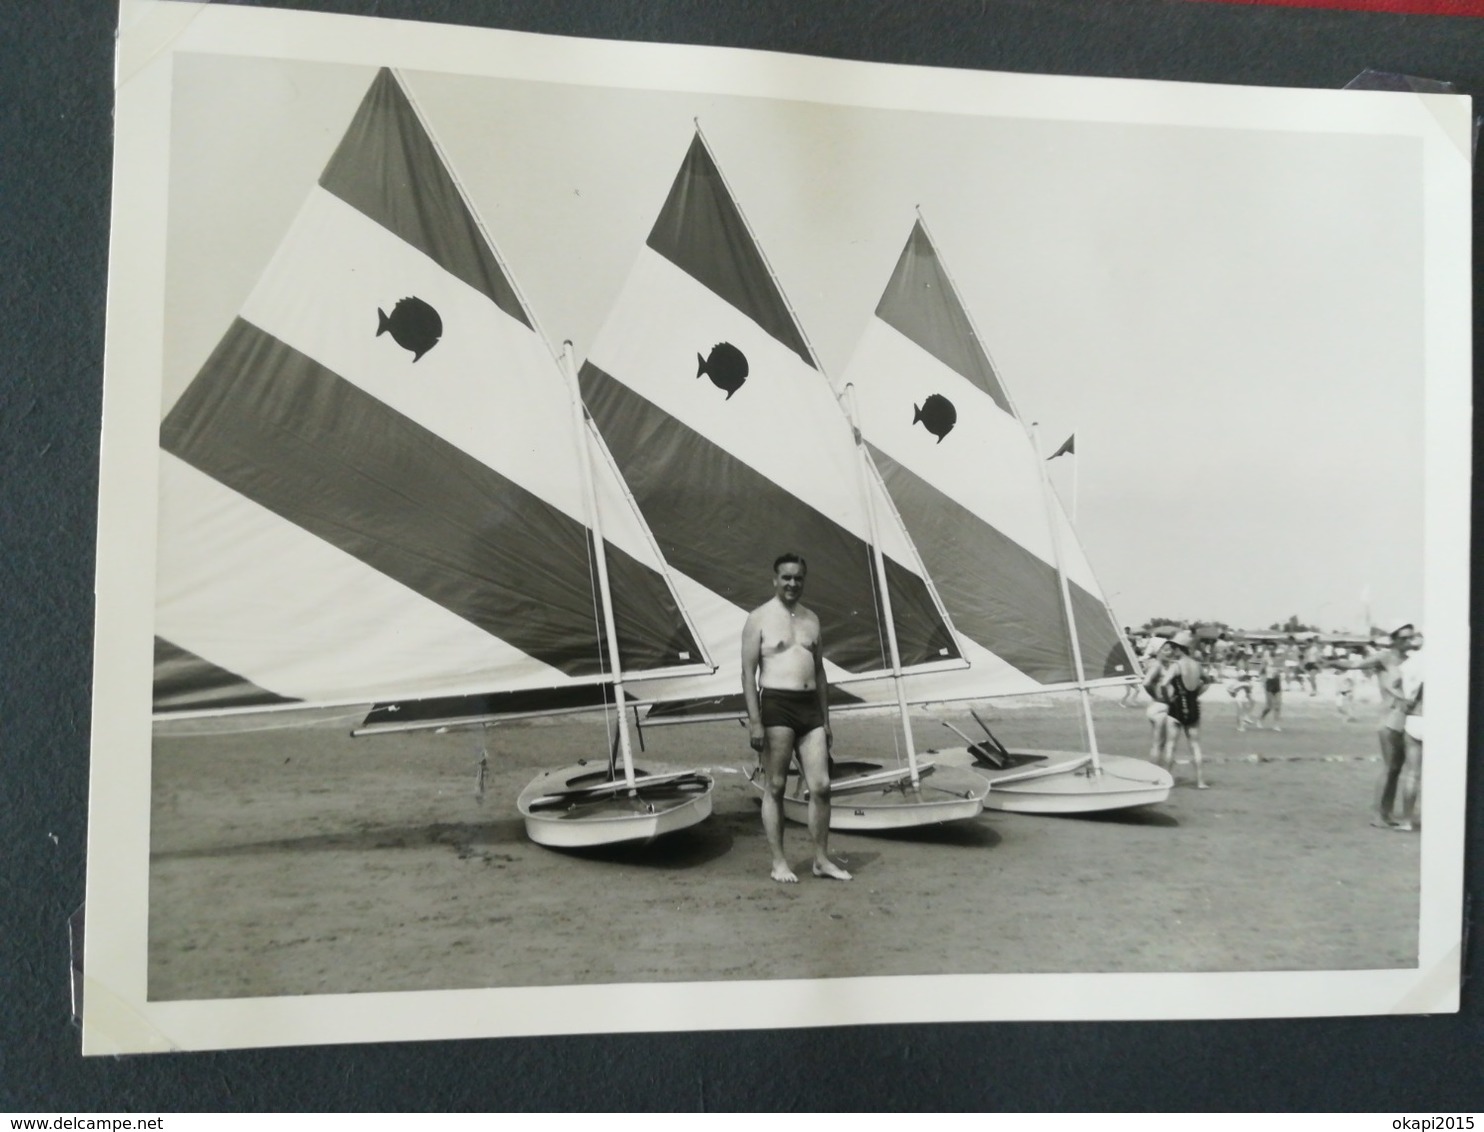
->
xmin=87 ymin=0 xmax=1471 ymax=1052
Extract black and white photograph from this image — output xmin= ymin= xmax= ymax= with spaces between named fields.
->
xmin=84 ymin=0 xmax=1471 ymax=1054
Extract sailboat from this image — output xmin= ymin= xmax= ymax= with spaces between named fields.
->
xmin=153 ymin=68 xmax=716 ymax=847
xmin=839 ymin=215 xmax=1172 ymax=813
xmin=513 ymin=342 xmax=717 ymax=848
xmin=577 ymin=129 xmax=990 ymax=830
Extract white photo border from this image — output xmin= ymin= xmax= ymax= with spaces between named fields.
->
xmin=86 ymin=0 xmax=1471 ymax=1054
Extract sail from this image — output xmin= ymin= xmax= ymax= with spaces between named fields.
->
xmin=842 ymin=219 xmax=1137 ymax=700
xmin=153 ymin=69 xmax=709 ymax=714
xmin=579 ymin=132 xmax=963 ymax=700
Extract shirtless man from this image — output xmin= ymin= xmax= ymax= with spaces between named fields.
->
xmin=1302 ymin=640 xmax=1324 ymax=696
xmin=741 ymin=553 xmax=851 ymax=883
xmin=1257 ymin=646 xmax=1284 ymax=731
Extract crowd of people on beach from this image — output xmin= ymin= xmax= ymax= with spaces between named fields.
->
xmin=1119 ymin=624 xmax=1424 ymax=830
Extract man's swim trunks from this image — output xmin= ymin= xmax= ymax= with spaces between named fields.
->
xmin=760 ymin=688 xmax=825 ymax=735
xmin=1264 ymin=676 xmax=1281 ymax=695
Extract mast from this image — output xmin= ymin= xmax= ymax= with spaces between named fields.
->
xmin=561 ymin=340 xmax=637 ymax=792
xmin=845 ymin=384 xmax=923 ymax=789
xmin=1030 ymin=422 xmax=1102 ymax=773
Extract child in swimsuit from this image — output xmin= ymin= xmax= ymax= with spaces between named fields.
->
xmin=1336 ymin=671 xmax=1356 ymax=721
xmin=1227 ymin=667 xmax=1256 ymax=730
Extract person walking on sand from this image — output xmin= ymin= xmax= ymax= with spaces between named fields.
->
xmin=1336 ymin=625 xmax=1417 ymax=829
xmin=1257 ymin=645 xmax=1284 ymax=730
xmin=1157 ymin=629 xmax=1211 ymax=789
xmin=742 ymin=553 xmax=851 ymax=884
xmin=1283 ymin=637 xmax=1304 ymax=692
xmin=1303 ymin=638 xmax=1324 ymax=696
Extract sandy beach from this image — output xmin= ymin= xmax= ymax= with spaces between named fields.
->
xmin=148 ymin=683 xmax=1419 ymax=1001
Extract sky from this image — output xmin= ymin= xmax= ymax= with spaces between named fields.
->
xmin=162 ymin=48 xmax=1429 ymax=633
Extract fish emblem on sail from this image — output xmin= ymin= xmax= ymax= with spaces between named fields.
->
xmin=912 ymin=394 xmax=956 ymax=442
xmin=696 ymin=341 xmax=748 ymax=399
xmin=578 ymin=131 xmax=961 ymax=702
xmin=842 ymin=217 xmax=1135 ymax=695
xmin=152 ymin=69 xmax=709 ymax=714
xmin=376 ymin=296 xmax=442 ymax=361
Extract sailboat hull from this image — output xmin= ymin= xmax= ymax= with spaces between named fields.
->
xmin=930 ymin=747 xmax=1172 ymax=813
xmin=752 ymin=760 xmax=989 ymax=831
xmin=518 ymin=762 xmax=714 ymax=848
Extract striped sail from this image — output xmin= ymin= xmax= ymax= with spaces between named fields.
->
xmin=842 ymin=219 xmax=1137 ymax=702
xmin=154 ymin=69 xmax=709 ymax=714
xmin=580 ymin=133 xmax=963 ymax=702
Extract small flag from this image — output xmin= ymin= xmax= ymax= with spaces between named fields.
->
xmin=1048 ymin=433 xmax=1076 ymax=460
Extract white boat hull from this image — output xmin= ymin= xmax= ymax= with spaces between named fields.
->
xmin=929 ymin=746 xmax=1172 ymax=813
xmin=518 ymin=762 xmax=714 ymax=849
xmin=753 ymin=760 xmax=989 ymax=831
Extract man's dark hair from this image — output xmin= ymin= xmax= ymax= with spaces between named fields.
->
xmin=773 ymin=552 xmax=807 ymax=575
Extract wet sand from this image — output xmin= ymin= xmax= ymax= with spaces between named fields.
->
xmin=148 ymin=688 xmax=1419 ymax=1000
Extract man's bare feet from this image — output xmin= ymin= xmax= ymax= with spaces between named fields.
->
xmin=812 ymin=859 xmax=852 ymax=881
xmin=771 ymin=861 xmax=799 ymax=883
xmin=1196 ymin=782 xmax=1210 ymax=790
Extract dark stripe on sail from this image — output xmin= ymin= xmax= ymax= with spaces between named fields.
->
xmin=870 ymin=445 xmax=1122 ymax=685
xmin=363 ymin=685 xmax=638 ymax=728
xmin=875 ymin=221 xmax=1012 ymax=415
xmin=599 ymin=529 xmax=708 ymax=674
xmin=1072 ymin=587 xmax=1129 ymax=684
xmin=1100 ymin=636 xmax=1138 ymax=681
xmin=319 ymin=68 xmax=530 ymax=328
xmin=153 ymin=636 xmax=300 ymax=713
xmin=580 ymin=362 xmax=959 ymax=673
xmin=645 ymin=134 xmax=814 ymax=369
xmin=161 ymin=319 xmax=700 ymax=677
xmin=643 ymin=686 xmax=864 ymax=722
